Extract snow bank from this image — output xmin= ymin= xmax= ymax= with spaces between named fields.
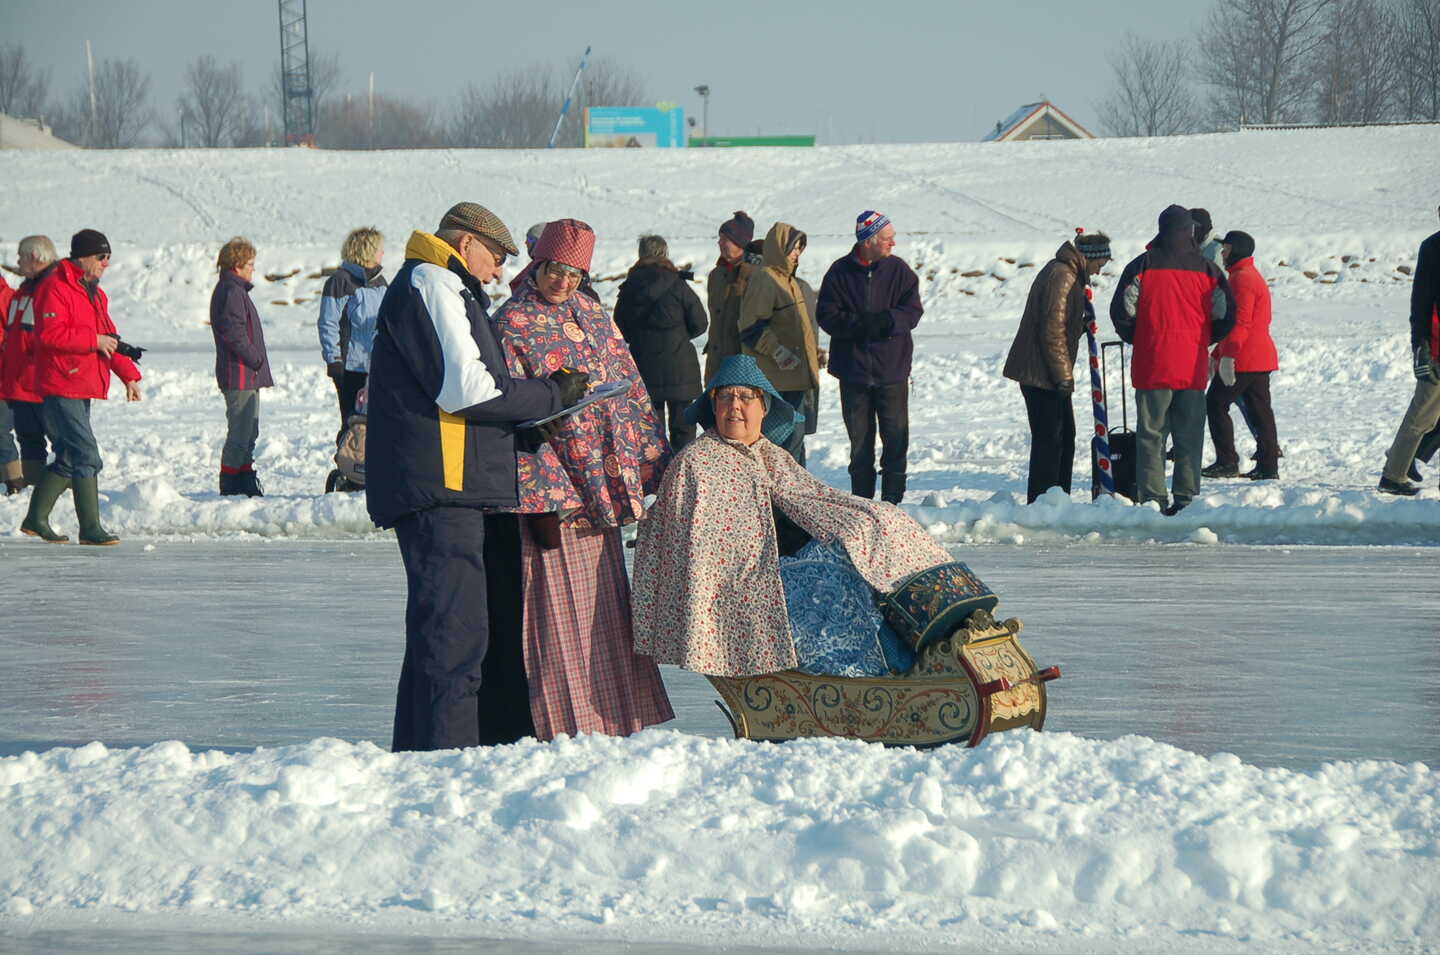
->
xmin=2 ymin=732 xmax=1436 ymax=952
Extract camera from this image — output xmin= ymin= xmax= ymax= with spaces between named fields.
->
xmin=115 ymin=339 xmax=146 ymax=362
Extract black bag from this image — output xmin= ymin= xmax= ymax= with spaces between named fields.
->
xmin=1092 ymin=340 xmax=1139 ymax=502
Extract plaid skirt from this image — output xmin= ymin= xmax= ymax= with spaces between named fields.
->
xmin=519 ymin=521 xmax=674 ymax=740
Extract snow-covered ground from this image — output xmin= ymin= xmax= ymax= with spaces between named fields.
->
xmin=1 ymin=128 xmax=1439 ymax=952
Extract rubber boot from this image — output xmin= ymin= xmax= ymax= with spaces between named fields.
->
xmin=72 ymin=476 xmax=120 ymax=546
xmin=20 ymin=471 xmax=71 ymax=543
xmin=239 ymin=470 xmax=264 ymax=498
xmin=21 ymin=458 xmax=46 ymax=485
xmin=219 ymin=471 xmax=241 ymax=496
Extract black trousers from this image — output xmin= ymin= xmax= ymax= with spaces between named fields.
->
xmin=651 ymin=398 xmax=697 ymax=452
xmin=334 ymin=370 xmax=368 ymax=445
xmin=1207 ymin=371 xmax=1280 ymax=472
xmin=840 ymin=381 xmax=909 ymax=501
xmin=478 ymin=514 xmax=536 ymax=745
xmin=9 ymin=399 xmax=49 ymax=461
xmin=1021 ymin=384 xmax=1076 ymax=504
xmin=392 ymin=506 xmax=492 ymax=752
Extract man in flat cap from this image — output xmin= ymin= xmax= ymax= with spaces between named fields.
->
xmin=366 ymin=202 xmax=588 ymax=752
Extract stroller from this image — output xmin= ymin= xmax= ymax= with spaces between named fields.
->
xmin=326 ymin=384 xmax=366 ymax=493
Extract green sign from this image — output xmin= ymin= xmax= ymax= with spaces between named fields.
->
xmin=688 ymin=135 xmax=815 ymax=148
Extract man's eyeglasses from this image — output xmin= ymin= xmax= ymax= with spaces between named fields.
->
xmin=96 ymin=254 xmax=110 ymax=262
xmin=542 ymin=261 xmax=584 ymax=284
xmin=468 ymin=233 xmax=506 ymax=267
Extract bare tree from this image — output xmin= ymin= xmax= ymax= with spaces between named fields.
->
xmin=318 ymin=91 xmax=438 ymax=149
xmin=1395 ymin=0 xmax=1440 ymax=119
xmin=448 ymin=56 xmax=652 ymax=148
xmin=51 ymin=58 xmax=154 ymax=147
xmin=1097 ymin=34 xmax=1201 ymax=136
xmin=178 ymin=56 xmax=246 ymax=147
xmin=0 ymin=43 xmax=50 ymax=120
xmin=1312 ymin=0 xmax=1400 ymax=123
xmin=1200 ymin=0 xmax=1335 ymax=126
xmin=450 ymin=67 xmax=557 ymax=148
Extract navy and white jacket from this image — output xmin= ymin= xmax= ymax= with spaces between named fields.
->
xmin=365 ymin=231 xmax=563 ymax=528
xmin=318 ymin=261 xmax=387 ymax=368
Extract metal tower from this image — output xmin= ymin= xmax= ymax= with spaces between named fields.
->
xmin=278 ymin=0 xmax=314 ymax=145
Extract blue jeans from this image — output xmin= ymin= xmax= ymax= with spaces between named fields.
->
xmin=41 ymin=396 xmax=103 ymax=479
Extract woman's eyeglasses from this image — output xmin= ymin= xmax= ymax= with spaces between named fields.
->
xmin=542 ymin=262 xmax=584 ymax=283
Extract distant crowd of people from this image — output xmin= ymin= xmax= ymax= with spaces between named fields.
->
xmin=2 ymin=198 xmax=1436 ymax=752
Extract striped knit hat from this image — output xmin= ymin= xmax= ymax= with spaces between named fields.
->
xmin=856 ymin=210 xmax=891 ymax=243
xmin=1075 ymin=231 xmax=1112 ymax=260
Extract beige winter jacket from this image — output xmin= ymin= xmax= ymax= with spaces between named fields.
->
xmin=1002 ymin=242 xmax=1091 ymax=391
xmin=737 ymin=222 xmax=819 ymax=392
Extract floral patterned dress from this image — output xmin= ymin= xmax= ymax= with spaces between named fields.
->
xmin=489 ymin=280 xmax=674 ymax=739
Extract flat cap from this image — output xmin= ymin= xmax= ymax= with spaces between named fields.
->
xmin=437 ymin=202 xmax=519 ymax=257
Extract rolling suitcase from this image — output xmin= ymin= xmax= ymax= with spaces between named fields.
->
xmin=1092 ymin=341 xmax=1138 ymax=502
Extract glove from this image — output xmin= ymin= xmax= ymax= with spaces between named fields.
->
xmin=326 ymin=361 xmax=344 ymax=381
xmin=515 ymin=418 xmax=566 ymax=454
xmin=549 ymin=368 xmax=590 ymax=407
xmin=1415 ymin=345 xmax=1439 ymax=383
xmin=772 ymin=344 xmax=802 ymax=371
xmin=1218 ymin=356 xmax=1236 ymax=387
xmin=860 ymin=310 xmax=892 ymax=341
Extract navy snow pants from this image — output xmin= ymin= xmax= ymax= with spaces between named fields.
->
xmin=391 ymin=506 xmax=492 ymax=752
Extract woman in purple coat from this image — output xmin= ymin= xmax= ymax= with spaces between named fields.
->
xmin=209 ymin=237 xmax=273 ymax=497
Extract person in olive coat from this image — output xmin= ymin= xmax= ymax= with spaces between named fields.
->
xmin=613 ymin=234 xmax=708 ymax=450
xmin=1003 ymin=232 xmax=1111 ymax=503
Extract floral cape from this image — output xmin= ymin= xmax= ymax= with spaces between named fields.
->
xmin=632 ymin=431 xmax=952 ymax=676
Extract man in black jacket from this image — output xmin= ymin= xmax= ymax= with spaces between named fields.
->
xmin=613 ymin=234 xmax=707 ymax=450
xmin=816 ymin=211 xmax=924 ymax=503
xmin=1379 ymin=204 xmax=1440 ymax=496
xmin=366 ymin=201 xmax=587 ymax=752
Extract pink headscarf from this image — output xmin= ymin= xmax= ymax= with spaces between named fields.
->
xmin=531 ymin=218 xmax=595 ymax=273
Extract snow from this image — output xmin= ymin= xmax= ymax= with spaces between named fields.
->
xmin=2 ymin=127 xmax=1439 ymax=951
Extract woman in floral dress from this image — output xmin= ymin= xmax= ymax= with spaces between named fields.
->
xmin=489 ymin=218 xmax=674 ymax=739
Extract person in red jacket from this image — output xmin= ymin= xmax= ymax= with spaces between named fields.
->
xmin=1 ymin=235 xmax=61 ymax=494
xmin=1110 ymin=205 xmax=1236 ymax=514
xmin=1202 ymin=231 xmax=1282 ymax=481
xmin=0 ymin=269 xmax=15 ymax=492
xmin=22 ymin=229 xmax=142 ymax=545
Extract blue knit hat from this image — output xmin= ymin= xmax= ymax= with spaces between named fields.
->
xmin=856 ymin=210 xmax=891 ymax=243
xmin=684 ymin=355 xmax=803 ymax=445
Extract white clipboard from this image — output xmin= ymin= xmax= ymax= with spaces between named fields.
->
xmin=520 ymin=378 xmax=632 ymax=428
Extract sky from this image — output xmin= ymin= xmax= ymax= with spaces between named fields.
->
xmin=5 ymin=0 xmax=1205 ymax=145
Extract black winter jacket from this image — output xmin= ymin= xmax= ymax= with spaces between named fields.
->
xmin=1411 ymin=229 xmax=1440 ymax=356
xmin=365 ymin=232 xmax=563 ymax=528
xmin=613 ymin=258 xmax=707 ymax=401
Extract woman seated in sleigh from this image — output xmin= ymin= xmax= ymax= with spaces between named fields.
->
xmin=632 ymin=355 xmax=990 ymax=679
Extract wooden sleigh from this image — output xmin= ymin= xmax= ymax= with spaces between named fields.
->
xmin=707 ymin=609 xmax=1060 ymax=749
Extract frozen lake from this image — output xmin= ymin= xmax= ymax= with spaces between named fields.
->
xmin=3 ymin=537 xmax=1435 ymax=772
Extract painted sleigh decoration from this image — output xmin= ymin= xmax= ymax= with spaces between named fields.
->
xmin=707 ymin=563 xmax=1060 ymax=748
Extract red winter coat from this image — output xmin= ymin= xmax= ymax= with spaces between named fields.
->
xmin=1110 ymin=213 xmax=1235 ymax=391
xmin=1213 ymin=257 xmax=1277 ymax=373
xmin=0 ymin=274 xmax=12 ymax=328
xmin=31 ymin=259 xmax=141 ymax=400
xmin=0 ymin=263 xmax=59 ymax=403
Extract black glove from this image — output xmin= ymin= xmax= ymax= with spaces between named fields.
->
xmin=1414 ymin=345 xmax=1438 ymax=383
xmin=860 ymin=310 xmax=892 ymax=341
xmin=515 ymin=418 xmax=566 ymax=454
xmin=326 ymin=361 xmax=345 ymax=381
xmin=526 ymin=512 xmax=562 ymax=550
xmin=550 ymin=368 xmax=590 ymax=407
